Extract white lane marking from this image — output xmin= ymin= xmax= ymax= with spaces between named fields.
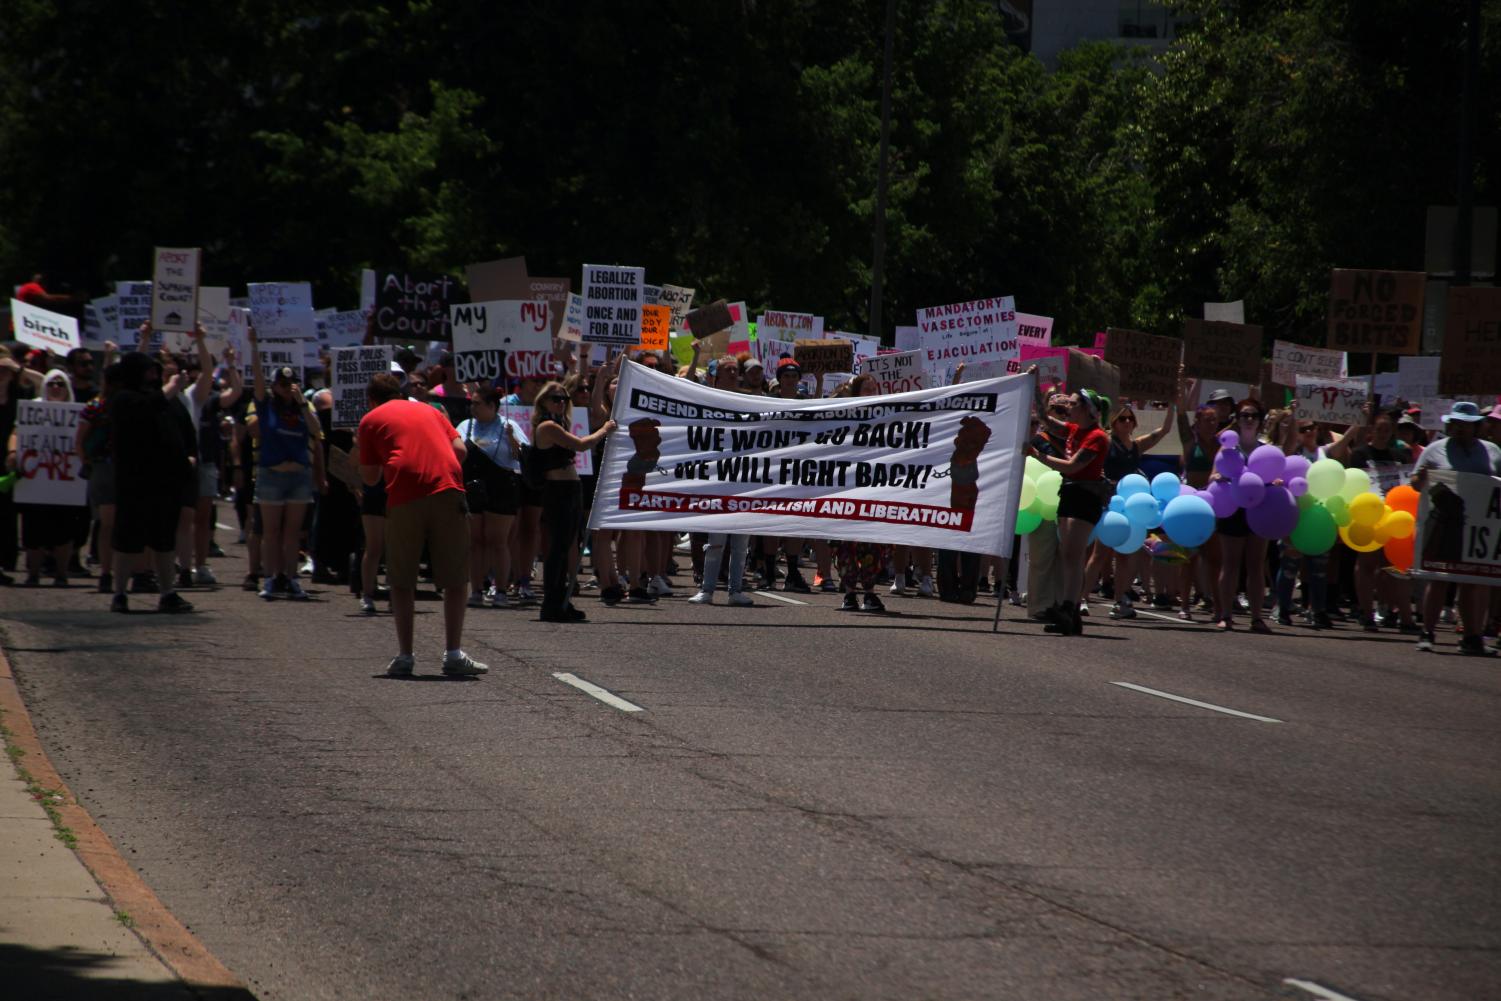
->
xmin=1110 ymin=682 xmax=1283 ymax=723
xmin=215 ymin=522 xmax=239 ymax=533
xmin=1283 ymin=979 xmax=1366 ymax=1001
xmin=1084 ymin=598 xmax=1199 ymax=625
xmin=552 ymin=673 xmax=644 ymax=713
xmin=754 ymin=590 xmax=809 ymax=605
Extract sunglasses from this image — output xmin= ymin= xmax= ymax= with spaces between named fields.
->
xmin=1299 ymin=425 xmax=1315 ymax=433
xmin=1049 ymin=405 xmax=1069 ymax=415
xmin=1238 ymin=412 xmax=1260 ymax=421
xmin=1116 ymin=414 xmax=1136 ymax=424
xmin=545 ymin=394 xmax=569 ymax=403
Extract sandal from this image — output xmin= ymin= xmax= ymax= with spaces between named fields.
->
xmin=1215 ymin=616 xmax=1233 ymax=631
xmin=1249 ymin=618 xmax=1272 ymax=634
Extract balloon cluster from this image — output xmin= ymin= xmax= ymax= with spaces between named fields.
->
xmin=1198 ymin=432 xmax=1302 ymax=539
xmin=1095 ymin=472 xmax=1212 ymax=554
xmin=1015 ymin=456 xmax=1062 ymax=535
xmin=1283 ymin=459 xmax=1416 ymax=557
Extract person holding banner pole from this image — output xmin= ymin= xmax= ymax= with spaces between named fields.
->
xmin=1026 ymin=392 xmax=1073 ymax=622
xmin=530 ymin=381 xmax=615 ymax=623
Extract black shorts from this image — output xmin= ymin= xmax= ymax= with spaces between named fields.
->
xmin=178 ymin=472 xmax=198 ymax=510
xmin=113 ymin=493 xmax=179 ymax=554
xmin=1056 ymin=481 xmax=1105 ymax=525
xmin=1216 ymin=509 xmax=1250 ymax=538
xmin=20 ymin=504 xmax=81 ymax=550
xmin=361 ymin=479 xmax=388 ymax=518
xmin=520 ymin=481 xmax=544 ymax=508
xmin=579 ymin=473 xmax=597 ymax=510
xmin=471 ymin=466 xmax=520 ymax=517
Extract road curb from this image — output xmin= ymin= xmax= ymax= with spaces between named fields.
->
xmin=0 ymin=641 xmax=253 ymax=996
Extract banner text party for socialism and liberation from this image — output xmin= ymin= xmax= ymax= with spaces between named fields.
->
xmin=1413 ymin=470 xmax=1501 ymax=585
xmin=588 ymin=362 xmax=1032 ymax=557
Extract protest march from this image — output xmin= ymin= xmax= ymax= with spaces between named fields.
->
xmin=2 ymin=258 xmax=1499 ymax=673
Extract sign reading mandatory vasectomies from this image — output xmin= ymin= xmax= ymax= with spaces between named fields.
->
xmin=588 ymin=361 xmax=1033 ymax=558
xmin=915 ymin=296 xmax=1018 ymax=384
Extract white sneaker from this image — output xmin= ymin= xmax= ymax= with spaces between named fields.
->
xmin=687 ymin=590 xmax=713 ymax=605
xmin=193 ymin=565 xmax=216 ymax=586
xmin=648 ymin=575 xmax=674 ymax=597
xmin=467 ymin=591 xmax=486 ymax=608
xmin=888 ymin=578 xmax=907 ymax=596
xmin=487 ymin=589 xmax=510 ymax=608
xmin=917 ymin=575 xmax=935 ymax=597
xmin=727 ymin=591 xmax=754 ymax=607
xmin=298 ymin=557 xmax=315 ymax=576
xmin=386 ymin=654 xmax=414 ymax=677
xmin=1078 ymin=601 xmax=1091 ymax=616
xmin=442 ymin=651 xmax=489 ymax=676
xmin=359 ymin=596 xmax=377 ymax=615
xmin=517 ymin=581 xmax=537 ymax=602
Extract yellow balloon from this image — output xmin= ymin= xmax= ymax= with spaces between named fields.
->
xmin=1349 ymin=492 xmax=1385 ymax=527
xmin=1340 ymin=524 xmax=1383 ymax=553
xmin=1386 ymin=509 xmax=1415 ymax=540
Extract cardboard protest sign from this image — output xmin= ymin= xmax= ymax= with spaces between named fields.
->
xmin=330 ymin=345 xmax=393 ymax=428
xmin=858 ymin=350 xmax=927 ymax=394
xmin=657 ymin=284 xmax=695 ymax=328
xmin=116 ymin=281 xmax=152 ymax=338
xmin=1412 ymin=470 xmax=1501 ymax=585
xmin=12 ymin=400 xmax=86 ymax=506
xmin=580 ymin=264 xmax=644 ymax=345
xmin=916 ymin=296 xmax=1019 ymax=384
xmin=1271 ymin=340 xmax=1347 ymax=387
xmin=1295 ymin=375 xmax=1369 ymax=425
xmin=1182 ymin=318 xmax=1264 ymax=384
xmin=686 ymin=299 xmax=733 ymax=338
xmin=589 ymin=361 xmax=1031 ymax=557
xmin=82 ymin=295 xmax=118 ymax=348
xmin=10 ymin=299 xmax=79 ymax=354
xmin=150 ymin=247 xmax=200 ymax=332
xmin=373 ymin=269 xmax=462 ymax=341
xmin=794 ymin=340 xmax=854 ymax=376
xmin=636 ymin=304 xmax=672 ymax=352
xmin=1439 ymin=287 xmax=1501 ymax=396
xmin=449 ymin=299 xmax=552 ymax=383
xmin=1258 ymin=361 xmax=1286 ymax=407
xmin=1067 ymin=349 xmax=1121 ymax=404
xmin=248 ymin=282 xmax=317 ymax=341
xmin=1204 ymin=300 xmax=1245 ymax=324
xmin=1327 ymin=268 xmax=1425 ymax=354
xmin=226 ymin=307 xmax=251 ymax=361
xmin=1103 ymin=328 xmax=1181 ymax=400
xmin=463 ymin=257 xmax=528 ymax=300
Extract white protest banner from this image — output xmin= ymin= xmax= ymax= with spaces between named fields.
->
xmin=331 ymin=345 xmax=393 ymax=429
xmin=1412 ymin=470 xmax=1501 ymax=585
xmin=959 ymin=360 xmax=1013 ymax=384
xmin=247 ymin=282 xmax=316 ymax=340
xmin=319 ymin=310 xmax=367 ymax=349
xmin=658 ymin=284 xmax=695 ymax=328
xmin=1271 ymin=340 xmax=1347 ymax=387
xmin=1295 ymin=375 xmax=1370 ymax=426
xmin=116 ymin=281 xmax=152 ymax=338
xmin=246 ymin=340 xmax=302 ymax=383
xmin=858 ymin=350 xmax=927 ymax=394
xmin=449 ymin=299 xmax=552 ymax=383
xmin=581 ymin=264 xmax=645 ymax=345
xmin=588 ymin=361 xmax=1031 ymax=557
xmin=13 ymin=400 xmax=86 ymax=506
xmin=1397 ymin=355 xmax=1441 ymax=401
xmin=83 ymin=296 xmax=118 ymax=349
xmin=150 ymin=247 xmax=201 ymax=332
xmin=10 ymin=299 xmax=79 ymax=354
xmin=916 ymin=295 xmax=1018 ymax=384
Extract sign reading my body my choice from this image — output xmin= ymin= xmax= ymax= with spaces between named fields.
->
xmin=449 ymin=300 xmax=552 ymax=383
xmin=581 ymin=264 xmax=645 ymax=345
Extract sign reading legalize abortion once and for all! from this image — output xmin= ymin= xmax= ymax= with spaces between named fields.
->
xmin=448 ymin=300 xmax=552 ymax=383
xmin=588 ymin=361 xmax=1033 ymax=557
xmin=1439 ymin=287 xmax=1501 ymax=396
xmin=10 ymin=299 xmax=79 ymax=354
xmin=330 ymin=345 xmax=394 ymax=429
xmin=1271 ymin=340 xmax=1347 ymax=388
xmin=581 ymin=264 xmax=645 ymax=345
xmin=1103 ymin=328 xmax=1181 ymax=400
xmin=1413 ymin=469 xmax=1501 ymax=585
xmin=858 ymin=350 xmax=927 ymax=395
xmin=1295 ymin=375 xmax=1370 ymax=426
xmin=1182 ymin=318 xmax=1264 ymax=384
xmin=915 ymin=296 xmax=1018 ymax=384
xmin=13 ymin=400 xmax=86 ymax=506
xmin=150 ymin=247 xmax=201 ymax=332
xmin=1327 ymin=268 xmax=1425 ymax=355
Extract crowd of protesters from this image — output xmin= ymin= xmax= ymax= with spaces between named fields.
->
xmin=3 ymin=288 xmax=1492 ymax=674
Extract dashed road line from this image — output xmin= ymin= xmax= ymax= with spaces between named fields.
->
xmin=1110 ymin=682 xmax=1283 ymax=723
xmin=552 ymin=673 xmax=644 ymax=713
xmin=754 ymin=590 xmax=809 ymax=605
xmin=1283 ymin=978 xmax=1366 ymax=1001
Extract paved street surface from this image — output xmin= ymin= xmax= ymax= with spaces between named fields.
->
xmin=2 ymin=540 xmax=1498 ymax=1001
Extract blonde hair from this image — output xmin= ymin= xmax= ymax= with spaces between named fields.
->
xmin=531 ymin=379 xmax=571 ymax=431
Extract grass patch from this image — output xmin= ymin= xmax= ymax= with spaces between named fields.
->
xmin=0 ymin=711 xmax=77 ymax=849
xmin=114 ymin=909 xmax=134 ymax=928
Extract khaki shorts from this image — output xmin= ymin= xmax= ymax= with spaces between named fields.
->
xmin=385 ymin=489 xmax=470 ymax=590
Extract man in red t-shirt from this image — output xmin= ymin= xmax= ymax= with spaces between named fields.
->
xmin=15 ymin=273 xmax=83 ymax=309
xmin=358 ymin=372 xmax=486 ymax=678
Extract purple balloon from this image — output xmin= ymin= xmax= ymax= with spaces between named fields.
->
xmin=1287 ymin=476 xmax=1309 ymax=497
xmin=1214 ymin=446 xmax=1245 ymax=479
xmin=1283 ymin=454 xmax=1310 ymax=481
xmin=1247 ymin=444 xmax=1286 ymax=483
xmin=1246 ymin=484 xmax=1299 ymax=539
xmin=1218 ymin=430 xmax=1239 ymax=449
xmin=1205 ymin=479 xmax=1238 ymax=518
xmin=1179 ymin=483 xmax=1197 ymax=497
xmin=1237 ymin=471 xmax=1266 ymax=509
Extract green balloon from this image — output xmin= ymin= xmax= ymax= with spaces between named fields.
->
xmin=1323 ymin=495 xmax=1351 ymax=527
xmin=1290 ymin=503 xmax=1338 ymax=555
xmin=1015 ymin=509 xmax=1043 ymax=535
xmin=1039 ymin=499 xmax=1059 ymax=521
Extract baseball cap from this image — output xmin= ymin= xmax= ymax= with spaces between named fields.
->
xmin=273 ymin=366 xmax=297 ymax=384
xmin=1206 ymin=389 xmax=1234 ymax=403
xmin=1442 ymin=401 xmax=1485 ymax=424
xmin=776 ymin=357 xmax=801 ymax=377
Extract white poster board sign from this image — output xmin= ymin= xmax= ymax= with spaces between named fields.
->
xmin=1397 ymin=355 xmax=1442 ymax=401
xmin=894 ymin=325 xmax=921 ymax=353
xmin=580 ymin=264 xmax=645 ymax=345
xmin=1295 ymin=375 xmax=1370 ymax=426
xmin=115 ymin=281 xmax=152 ymax=338
xmin=449 ymin=300 xmax=552 ymax=383
xmin=247 ymin=282 xmax=316 ymax=340
xmin=83 ymin=296 xmax=119 ymax=349
xmin=915 ymin=295 xmax=1018 ymax=383
xmin=10 ymin=299 xmax=79 ymax=354
xmin=1272 ymin=340 xmax=1347 ymax=387
xmin=858 ymin=350 xmax=927 ymax=394
xmin=331 ymin=345 xmax=393 ymax=429
xmin=150 ymin=247 xmax=201 ymax=332
xmin=13 ymin=400 xmax=86 ymax=505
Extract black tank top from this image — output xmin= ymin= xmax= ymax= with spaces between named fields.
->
xmin=535 ymin=419 xmax=574 ymax=471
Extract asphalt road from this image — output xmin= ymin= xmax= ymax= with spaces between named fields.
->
xmin=2 ymin=538 xmax=1498 ymax=1001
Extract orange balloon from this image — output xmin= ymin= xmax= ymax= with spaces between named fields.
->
xmin=1384 ymin=533 xmax=1415 ymax=573
xmin=1385 ymin=484 xmax=1420 ymax=517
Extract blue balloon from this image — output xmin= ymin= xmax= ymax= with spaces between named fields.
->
xmin=1108 ymin=494 xmax=1127 ymax=514
xmin=1124 ymin=491 xmax=1161 ymax=529
xmin=1095 ymin=511 xmax=1132 ymax=548
xmin=1161 ymin=494 xmax=1216 ymax=548
xmin=1113 ymin=521 xmax=1148 ymax=555
xmin=1117 ymin=473 xmax=1151 ymax=498
xmin=1150 ymin=472 xmax=1181 ymax=504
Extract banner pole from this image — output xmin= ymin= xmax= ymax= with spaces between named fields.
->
xmin=992 ymin=559 xmax=1005 ymax=633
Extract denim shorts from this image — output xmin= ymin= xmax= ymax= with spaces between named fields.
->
xmin=197 ymin=462 xmax=220 ymax=501
xmin=255 ymin=466 xmax=314 ymax=505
